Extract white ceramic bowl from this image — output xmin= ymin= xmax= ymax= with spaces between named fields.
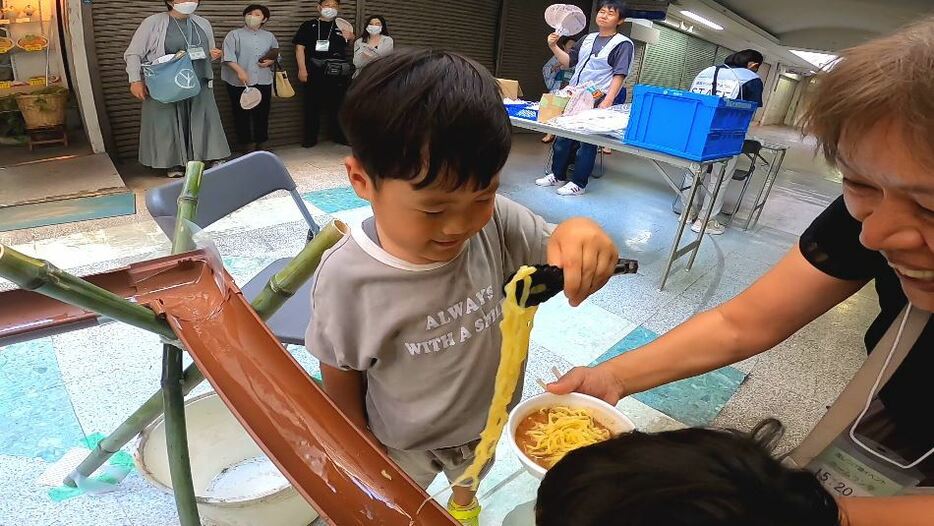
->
xmin=507 ymin=392 xmax=635 ymax=479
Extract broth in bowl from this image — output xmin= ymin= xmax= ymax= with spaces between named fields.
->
xmin=515 ymin=406 xmax=613 ymax=469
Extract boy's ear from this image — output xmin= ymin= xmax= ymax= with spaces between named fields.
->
xmin=345 ymin=156 xmax=375 ymax=202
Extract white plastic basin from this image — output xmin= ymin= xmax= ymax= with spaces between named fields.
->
xmin=507 ymin=392 xmax=635 ymax=479
xmin=134 ymin=392 xmax=319 ymax=526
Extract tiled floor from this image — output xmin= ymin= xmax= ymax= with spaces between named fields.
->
xmin=0 ymin=127 xmax=877 ymax=525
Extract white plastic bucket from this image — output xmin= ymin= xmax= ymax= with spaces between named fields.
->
xmin=134 ymin=393 xmax=319 ymax=526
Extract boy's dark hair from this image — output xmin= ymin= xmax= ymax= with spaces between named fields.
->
xmin=725 ymin=49 xmax=764 ymax=68
xmin=318 ymin=0 xmax=339 ymax=4
xmin=536 ymin=420 xmax=841 ymax=526
xmin=597 ymin=0 xmax=626 ymax=16
xmin=243 ymin=4 xmax=270 ymax=19
xmin=340 ymin=49 xmax=511 ymax=191
xmin=362 ymin=14 xmax=390 ymax=42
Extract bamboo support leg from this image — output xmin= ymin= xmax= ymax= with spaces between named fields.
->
xmin=162 ymin=162 xmax=204 ymax=524
xmin=163 ymin=344 xmax=200 ymax=525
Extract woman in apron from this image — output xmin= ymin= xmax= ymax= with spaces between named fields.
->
xmin=549 ymin=18 xmax=934 ymax=523
xmin=124 ymin=0 xmax=230 ymax=177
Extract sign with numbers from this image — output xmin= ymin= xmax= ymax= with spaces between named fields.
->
xmin=810 ymin=444 xmax=904 ymax=497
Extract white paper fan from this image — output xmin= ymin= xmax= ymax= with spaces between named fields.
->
xmin=545 ymin=4 xmax=587 ymax=36
xmin=335 ymin=17 xmax=354 ymax=36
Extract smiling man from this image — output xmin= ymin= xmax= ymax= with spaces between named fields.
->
xmin=549 ymin=17 xmax=934 ymax=525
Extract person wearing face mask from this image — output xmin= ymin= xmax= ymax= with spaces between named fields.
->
xmin=292 ymin=0 xmax=354 ymax=148
xmin=124 ymin=0 xmax=230 ymax=178
xmin=352 ymin=15 xmax=393 ymax=77
xmin=550 ymin=19 xmax=934 ymax=523
xmin=222 ymin=4 xmax=278 ymax=153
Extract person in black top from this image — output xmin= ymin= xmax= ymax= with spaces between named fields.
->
xmin=547 ymin=17 xmax=934 ymax=524
xmin=293 ymin=0 xmax=353 ymax=147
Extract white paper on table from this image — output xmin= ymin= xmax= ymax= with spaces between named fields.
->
xmin=550 ymin=105 xmax=631 ymax=135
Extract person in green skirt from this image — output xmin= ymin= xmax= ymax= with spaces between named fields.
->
xmin=125 ymin=0 xmax=230 ymax=177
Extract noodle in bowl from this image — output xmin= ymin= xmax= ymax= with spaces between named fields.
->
xmin=507 ymin=392 xmax=635 ymax=479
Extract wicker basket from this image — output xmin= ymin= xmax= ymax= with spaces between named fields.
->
xmin=15 ymin=91 xmax=68 ymax=130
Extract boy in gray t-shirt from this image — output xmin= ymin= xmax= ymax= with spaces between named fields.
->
xmin=305 ymin=49 xmax=619 ymax=525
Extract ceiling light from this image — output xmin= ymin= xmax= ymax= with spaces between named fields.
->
xmin=679 ymin=10 xmax=723 ymax=31
xmin=789 ymin=50 xmax=838 ymax=70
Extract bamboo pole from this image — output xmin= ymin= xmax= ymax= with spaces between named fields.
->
xmin=163 ymin=161 xmax=204 ymax=526
xmin=63 ymin=220 xmax=346 ymax=487
xmin=250 ymin=220 xmax=346 ymax=315
xmin=0 ymin=245 xmax=175 ymax=339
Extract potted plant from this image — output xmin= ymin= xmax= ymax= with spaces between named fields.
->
xmin=0 ymin=94 xmax=26 ymax=144
xmin=15 ymin=86 xmax=68 ymax=130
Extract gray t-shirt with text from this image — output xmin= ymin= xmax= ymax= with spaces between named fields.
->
xmin=305 ymin=196 xmax=550 ymax=451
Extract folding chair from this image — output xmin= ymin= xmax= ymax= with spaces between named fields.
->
xmin=145 ymin=151 xmax=320 ymax=345
xmin=725 ymin=140 xmax=767 ymax=226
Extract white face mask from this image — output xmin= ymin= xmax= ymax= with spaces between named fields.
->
xmin=172 ymin=1 xmax=198 ymax=15
xmin=245 ymin=14 xmax=263 ymax=28
xmin=320 ymin=7 xmax=338 ymax=20
xmin=366 ymin=24 xmax=382 ymax=35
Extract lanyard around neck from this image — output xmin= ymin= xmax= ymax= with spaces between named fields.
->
xmin=848 ymin=304 xmax=934 ymax=469
xmin=317 ymin=20 xmax=334 ymax=41
xmin=172 ymin=17 xmax=202 ymax=48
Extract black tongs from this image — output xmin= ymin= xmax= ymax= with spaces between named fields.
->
xmin=504 ymin=258 xmax=639 ymax=307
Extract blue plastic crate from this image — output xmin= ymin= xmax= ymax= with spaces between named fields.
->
xmin=624 ymin=84 xmax=756 ymax=161
xmin=505 ymin=102 xmax=538 ymax=121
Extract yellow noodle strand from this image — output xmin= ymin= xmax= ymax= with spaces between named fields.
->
xmin=522 ymin=407 xmax=610 ymax=468
xmin=453 ymin=265 xmax=538 ymax=490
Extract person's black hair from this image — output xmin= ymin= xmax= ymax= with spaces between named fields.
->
xmin=597 ymin=0 xmax=627 ymax=16
xmin=535 ymin=419 xmax=842 ymax=526
xmin=726 ymin=49 xmax=765 ymax=69
xmin=340 ymin=48 xmax=511 ymax=191
xmin=242 ymin=4 xmax=270 ymax=20
xmin=362 ymin=14 xmax=390 ymax=43
xmin=317 ymin=0 xmax=339 ymax=4
xmin=557 ymin=36 xmax=574 ymax=49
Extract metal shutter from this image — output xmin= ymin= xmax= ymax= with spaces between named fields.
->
xmin=622 ymin=41 xmax=646 ymax=102
xmin=497 ymin=0 xmax=593 ymax=100
xmin=639 ymin=24 xmax=685 ymax=88
xmin=362 ymin=0 xmax=500 ymax=71
xmin=91 ymin=0 xmax=357 ymax=161
xmin=714 ymin=45 xmax=734 ymax=65
xmin=679 ymin=36 xmax=715 ymax=89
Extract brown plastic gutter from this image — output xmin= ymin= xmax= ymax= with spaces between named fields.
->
xmin=0 ymin=253 xmax=458 ymax=525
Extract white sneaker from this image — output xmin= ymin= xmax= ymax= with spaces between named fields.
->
xmin=691 ymin=219 xmax=726 ymax=235
xmin=557 ymin=182 xmax=585 ymax=196
xmin=535 ymin=173 xmax=559 ymax=187
xmin=167 ymin=168 xmax=184 ymax=178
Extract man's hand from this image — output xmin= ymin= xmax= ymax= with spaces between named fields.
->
xmin=210 ymin=48 xmax=222 ymax=61
xmin=237 ymin=71 xmax=250 ymax=85
xmin=130 ymin=81 xmax=147 ymax=100
xmin=298 ymin=69 xmax=308 ymax=83
xmin=547 ymin=32 xmax=560 ymax=48
xmin=258 ymin=59 xmax=275 ymax=68
xmin=547 ymin=365 xmax=628 ymax=405
xmin=547 ymin=217 xmax=618 ymax=306
xmin=598 ymin=97 xmax=614 ymax=109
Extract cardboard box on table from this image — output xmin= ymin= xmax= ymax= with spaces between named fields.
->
xmin=537 ymin=93 xmax=570 ymax=123
xmin=496 ymin=78 xmax=523 ymax=100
